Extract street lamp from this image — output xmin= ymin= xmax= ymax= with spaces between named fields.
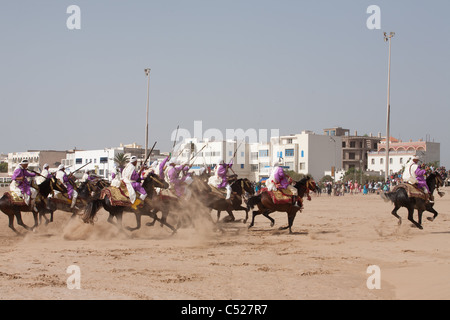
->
xmin=384 ymin=32 xmax=394 ymax=184
xmin=144 ymin=68 xmax=151 ymax=161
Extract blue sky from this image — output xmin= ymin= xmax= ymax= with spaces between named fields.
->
xmin=1 ymin=1 xmax=449 ymax=166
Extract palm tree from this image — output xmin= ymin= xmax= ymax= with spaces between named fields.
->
xmin=114 ymin=153 xmax=129 ymax=170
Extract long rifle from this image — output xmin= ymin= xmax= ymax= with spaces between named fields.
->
xmin=143 ymin=141 xmax=157 ymax=167
xmin=186 ymin=143 xmax=208 ymax=166
xmin=70 ymin=161 xmax=93 ymax=176
xmin=171 ymin=125 xmax=180 ymax=154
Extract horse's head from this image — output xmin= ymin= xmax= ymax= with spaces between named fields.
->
xmin=294 ymin=175 xmax=317 ymax=196
xmin=142 ymin=172 xmax=168 ymax=192
xmin=51 ymin=177 xmax=67 ymax=194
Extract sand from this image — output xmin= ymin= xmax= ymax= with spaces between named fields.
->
xmin=0 ymin=186 xmax=449 ymax=300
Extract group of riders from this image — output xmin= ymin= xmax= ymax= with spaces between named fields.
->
xmin=7 ymin=151 xmax=437 ymax=214
xmin=8 ymin=152 xmax=305 ymax=214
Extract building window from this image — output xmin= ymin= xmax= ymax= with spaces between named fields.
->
xmin=342 ymin=142 xmax=346 ymax=148
xmin=371 ymin=159 xmax=375 ymax=165
xmin=285 ymin=162 xmax=294 ymax=170
xmin=251 ymin=164 xmax=258 ymax=172
xmin=287 ymin=138 xmax=293 ymax=144
xmin=390 ymin=158 xmax=393 ymax=164
xmin=285 ymin=149 xmax=294 ymax=157
xmin=76 ymin=158 xmax=82 ymax=164
xmin=380 ymin=158 xmax=384 ymax=164
xmin=299 ymin=162 xmax=306 ymax=170
xmin=241 ymin=152 xmax=244 ymax=157
xmin=301 ymin=150 xmax=304 ymax=158
xmin=349 ymin=153 xmax=356 ymax=160
xmin=259 ymin=150 xmax=269 ymax=157
xmin=399 ymin=158 xmax=403 ymax=164
xmin=277 ymin=151 xmax=283 ymax=158
xmin=100 ymin=157 xmax=108 ymax=163
xmin=250 ymin=152 xmax=258 ymax=160
xmin=240 ymin=164 xmax=244 ymax=169
xmin=350 ymin=141 xmax=356 ymax=148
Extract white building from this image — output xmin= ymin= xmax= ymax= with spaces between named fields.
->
xmin=7 ymin=150 xmax=68 ymax=175
xmin=367 ymin=138 xmax=440 ymax=175
xmin=178 ymin=130 xmax=342 ymax=182
xmin=175 ymin=138 xmax=250 ymax=179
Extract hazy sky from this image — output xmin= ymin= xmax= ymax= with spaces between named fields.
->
xmin=1 ymin=1 xmax=449 ymax=165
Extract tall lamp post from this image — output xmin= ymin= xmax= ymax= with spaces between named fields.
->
xmin=144 ymin=68 xmax=151 ymax=161
xmin=384 ymin=32 xmax=394 ymax=184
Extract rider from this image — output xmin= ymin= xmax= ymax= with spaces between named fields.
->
xmin=266 ymin=160 xmax=300 ymax=208
xmin=208 ymin=158 xmax=233 ymax=200
xmin=403 ymin=156 xmax=420 ymax=185
xmin=415 ymin=163 xmax=433 ymax=203
xmin=121 ymin=156 xmax=147 ymax=208
xmin=10 ymin=159 xmax=38 ymax=211
xmin=167 ymin=159 xmax=186 ymax=197
xmin=56 ymin=164 xmax=79 ymax=209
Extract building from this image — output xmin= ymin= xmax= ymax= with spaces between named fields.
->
xmin=368 ymin=138 xmax=440 ymax=175
xmin=62 ymin=144 xmax=162 ymax=179
xmin=324 ymin=127 xmax=382 ymax=172
xmin=175 ymin=138 xmax=250 ymax=179
xmin=7 ymin=150 xmax=68 ymax=175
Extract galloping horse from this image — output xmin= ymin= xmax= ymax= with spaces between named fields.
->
xmin=82 ymin=172 xmax=177 ymax=233
xmin=247 ymin=176 xmax=317 ymax=234
xmin=38 ymin=178 xmax=109 ymax=226
xmin=381 ymin=171 xmax=445 ymax=229
xmin=0 ymin=177 xmax=65 ymax=234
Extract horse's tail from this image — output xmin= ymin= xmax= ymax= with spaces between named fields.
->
xmin=247 ymin=194 xmax=262 ymax=211
xmin=82 ymin=199 xmax=102 ymax=224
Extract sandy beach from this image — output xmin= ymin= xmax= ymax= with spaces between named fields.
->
xmin=0 ymin=186 xmax=449 ymax=300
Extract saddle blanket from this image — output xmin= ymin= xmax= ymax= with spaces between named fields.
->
xmin=393 ymin=183 xmax=427 ymax=200
xmin=49 ymin=192 xmax=72 ymax=205
xmin=100 ymin=182 xmax=144 ymax=208
xmin=259 ymin=188 xmax=294 ymax=205
xmin=4 ymin=191 xmax=27 ymax=206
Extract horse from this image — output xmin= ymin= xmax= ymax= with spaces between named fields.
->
xmin=247 ymin=176 xmax=317 ymax=234
xmin=81 ymin=172 xmax=177 ymax=234
xmin=0 ymin=176 xmax=65 ymax=234
xmin=207 ymin=177 xmax=255 ymax=223
xmin=38 ymin=178 xmax=109 ymax=226
xmin=381 ymin=171 xmax=445 ymax=229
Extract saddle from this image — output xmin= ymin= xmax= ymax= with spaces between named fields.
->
xmin=393 ymin=183 xmax=428 ymax=200
xmin=100 ymin=182 xmax=144 ymax=208
xmin=4 ymin=191 xmax=27 ymax=206
xmin=259 ymin=187 xmax=294 ymax=205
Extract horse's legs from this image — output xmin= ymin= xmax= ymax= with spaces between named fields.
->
xmin=14 ymin=211 xmax=33 ymax=231
xmin=279 ymin=208 xmax=298 ymax=234
xmin=262 ymin=209 xmax=275 ymax=227
xmin=391 ymin=205 xmax=402 ymax=226
xmin=248 ymin=210 xmax=260 ymax=228
xmin=426 ymin=204 xmax=438 ymax=222
xmin=407 ymin=206 xmax=423 ymax=230
xmin=146 ymin=209 xmax=159 ymax=227
xmin=216 ymin=210 xmax=221 ymax=223
xmin=126 ymin=212 xmax=141 ymax=232
xmin=7 ymin=214 xmax=20 ymax=234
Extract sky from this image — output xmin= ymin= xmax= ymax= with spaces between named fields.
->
xmin=1 ymin=1 xmax=449 ymax=166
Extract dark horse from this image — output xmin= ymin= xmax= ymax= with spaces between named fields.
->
xmin=0 ymin=177 xmax=65 ymax=234
xmin=82 ymin=172 xmax=177 ymax=233
xmin=191 ymin=176 xmax=255 ymax=223
xmin=381 ymin=171 xmax=444 ymax=229
xmin=246 ymin=176 xmax=317 ymax=234
xmin=38 ymin=178 xmax=110 ymax=226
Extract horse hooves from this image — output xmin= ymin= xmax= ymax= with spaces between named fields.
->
xmin=427 ymin=217 xmax=435 ymax=222
xmin=270 ymin=222 xmax=275 ymax=227
xmin=145 ymin=222 xmax=156 ymax=227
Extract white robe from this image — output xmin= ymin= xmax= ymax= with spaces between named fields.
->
xmin=121 ymin=163 xmax=137 ymax=204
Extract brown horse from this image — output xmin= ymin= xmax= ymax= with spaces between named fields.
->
xmin=0 ymin=177 xmax=65 ymax=234
xmin=247 ymin=176 xmax=317 ymax=234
